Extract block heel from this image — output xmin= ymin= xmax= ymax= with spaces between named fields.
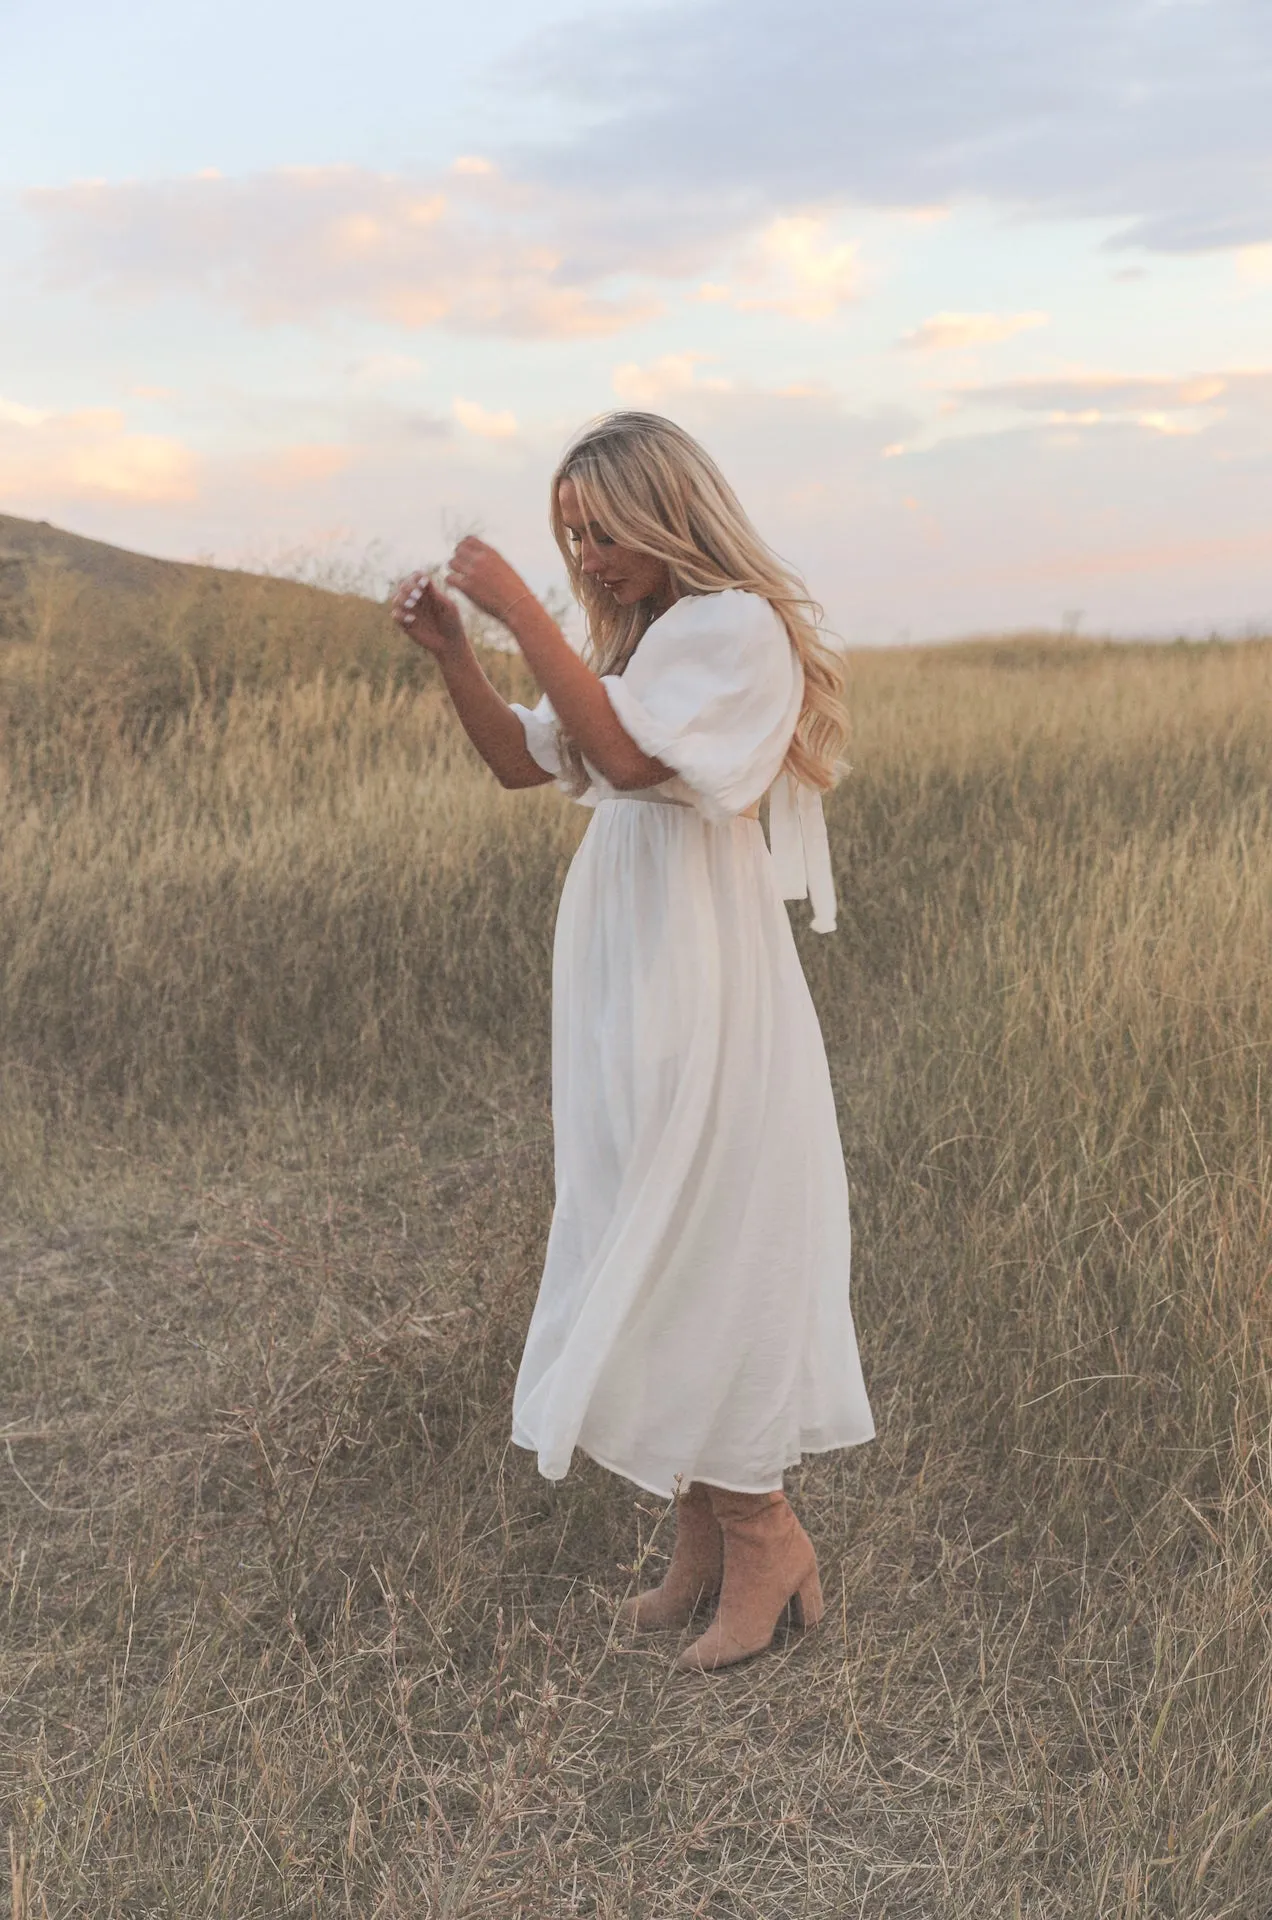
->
xmin=788 ymin=1567 xmax=824 ymax=1631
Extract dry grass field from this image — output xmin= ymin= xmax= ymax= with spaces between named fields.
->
xmin=1 ymin=533 xmax=1270 ymax=1917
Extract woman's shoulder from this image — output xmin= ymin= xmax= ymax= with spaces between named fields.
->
xmin=648 ymin=589 xmax=785 ymax=649
xmin=623 ymin=590 xmax=795 ymax=704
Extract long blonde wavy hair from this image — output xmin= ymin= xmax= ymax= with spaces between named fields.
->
xmin=549 ymin=411 xmax=848 ymax=796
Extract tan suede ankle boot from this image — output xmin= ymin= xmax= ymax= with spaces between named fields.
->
xmin=674 ymin=1489 xmax=824 ymax=1673
xmin=615 ymin=1482 xmax=722 ymax=1631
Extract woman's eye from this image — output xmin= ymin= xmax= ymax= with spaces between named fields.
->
xmin=595 ymin=532 xmax=615 ymax=548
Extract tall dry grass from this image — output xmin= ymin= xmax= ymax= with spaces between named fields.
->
xmin=1 ymin=572 xmax=1270 ymax=1916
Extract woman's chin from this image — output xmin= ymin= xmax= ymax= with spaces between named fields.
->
xmin=593 ymin=581 xmax=650 ymax=608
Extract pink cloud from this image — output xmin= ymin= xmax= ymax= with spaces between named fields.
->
xmin=901 ymin=311 xmax=1048 ymax=352
xmin=611 ymin=353 xmax=733 ymax=407
xmin=453 ymin=399 xmax=519 ymax=440
xmin=955 ymin=369 xmax=1272 ymax=414
xmin=682 ymin=218 xmax=862 ymax=324
xmin=0 ymin=399 xmax=198 ymax=503
xmin=25 ymin=166 xmax=662 ymax=340
xmin=252 ymin=444 xmax=354 ymax=487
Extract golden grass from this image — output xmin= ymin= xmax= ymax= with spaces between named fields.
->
xmin=1 ymin=568 xmax=1270 ymax=1916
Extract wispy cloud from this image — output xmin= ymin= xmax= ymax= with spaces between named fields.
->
xmin=25 ymin=164 xmax=661 ymax=339
xmin=0 ymin=399 xmax=198 ymax=503
xmin=1236 ymin=244 xmax=1272 ymax=285
xmin=943 ymin=367 xmax=1272 ymax=441
xmin=611 ymin=353 xmax=733 ymax=407
xmin=956 ymin=370 xmax=1271 ymax=414
xmin=453 ymin=398 xmax=519 ymax=440
xmin=735 ymin=216 xmax=861 ymax=321
xmin=252 ymin=444 xmax=353 ymax=486
xmin=901 ymin=311 xmax=1048 ymax=352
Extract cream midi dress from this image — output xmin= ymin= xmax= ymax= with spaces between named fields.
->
xmin=509 ymin=589 xmax=874 ymax=1498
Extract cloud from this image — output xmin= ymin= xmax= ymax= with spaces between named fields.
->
xmin=25 ymin=165 xmax=661 ymax=339
xmin=453 ymin=398 xmax=519 ymax=439
xmin=940 ymin=366 xmax=1272 ymax=444
xmin=1236 ymin=244 xmax=1272 ymax=284
xmin=735 ymin=216 xmax=861 ymax=321
xmin=25 ymin=165 xmax=869 ymax=344
xmin=515 ymin=0 xmax=1272 ymax=255
xmin=611 ymin=353 xmax=733 ymax=406
xmin=253 ymin=444 xmax=353 ymax=486
xmin=0 ymin=399 xmax=198 ymax=503
xmin=0 ymin=399 xmax=47 ymax=429
xmin=901 ymin=311 xmax=1049 ymax=352
xmin=956 ymin=369 xmax=1272 ymax=414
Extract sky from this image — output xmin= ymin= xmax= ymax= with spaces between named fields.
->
xmin=3 ymin=0 xmax=1271 ymax=642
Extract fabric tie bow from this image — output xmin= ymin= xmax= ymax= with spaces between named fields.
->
xmin=767 ymin=772 xmax=837 ymax=934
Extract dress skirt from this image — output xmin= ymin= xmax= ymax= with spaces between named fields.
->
xmin=511 ymin=791 xmax=875 ymax=1498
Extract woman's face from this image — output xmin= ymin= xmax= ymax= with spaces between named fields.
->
xmin=558 ymin=478 xmax=675 ymax=613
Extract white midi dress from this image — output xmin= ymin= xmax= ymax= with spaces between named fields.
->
xmin=509 ymin=589 xmax=874 ymax=1498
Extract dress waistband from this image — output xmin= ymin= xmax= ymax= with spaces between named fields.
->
xmin=607 ymin=781 xmax=836 ymax=934
xmin=618 ymin=789 xmax=760 ymax=821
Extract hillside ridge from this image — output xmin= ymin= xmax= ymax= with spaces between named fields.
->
xmin=0 ymin=512 xmax=208 ymax=594
xmin=0 ymin=512 xmax=379 ymax=643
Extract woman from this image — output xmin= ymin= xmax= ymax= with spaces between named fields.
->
xmin=392 ymin=411 xmax=873 ymax=1673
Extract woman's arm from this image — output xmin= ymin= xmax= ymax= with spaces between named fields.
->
xmin=391 ymin=575 xmax=551 ymax=789
xmin=503 ymin=597 xmax=670 ymax=790
xmin=438 ymin=641 xmax=554 ymax=789
xmin=444 ymin=539 xmax=671 ymax=791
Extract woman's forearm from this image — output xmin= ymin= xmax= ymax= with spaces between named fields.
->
xmin=438 ymin=643 xmax=553 ymax=789
xmin=507 ymin=600 xmax=669 ymax=790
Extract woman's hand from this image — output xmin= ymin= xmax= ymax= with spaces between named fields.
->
xmin=391 ymin=572 xmax=469 ymax=661
xmin=445 ymin=537 xmax=535 ymax=625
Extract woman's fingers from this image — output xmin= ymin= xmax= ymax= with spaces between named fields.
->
xmin=445 ymin=539 xmax=527 ymax=621
xmin=448 ymin=537 xmax=496 ymax=585
xmin=393 ymin=576 xmax=469 ymax=656
xmin=392 ymin=569 xmax=429 ymax=626
xmin=395 ymin=549 xmax=521 ymax=637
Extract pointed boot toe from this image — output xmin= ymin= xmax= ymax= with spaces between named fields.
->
xmin=615 ymin=1481 xmax=722 ymax=1633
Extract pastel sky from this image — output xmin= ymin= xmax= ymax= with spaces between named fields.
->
xmin=3 ymin=0 xmax=1271 ymax=641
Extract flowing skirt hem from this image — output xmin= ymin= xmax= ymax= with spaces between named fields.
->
xmin=510 ymin=1423 xmax=876 ymax=1502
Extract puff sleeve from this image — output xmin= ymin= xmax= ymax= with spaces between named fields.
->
xmin=509 ymin=691 xmax=563 ymax=777
xmin=601 ymin=591 xmax=802 ymax=822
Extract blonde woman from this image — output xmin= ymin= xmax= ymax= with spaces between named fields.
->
xmin=392 ymin=412 xmax=873 ymax=1673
